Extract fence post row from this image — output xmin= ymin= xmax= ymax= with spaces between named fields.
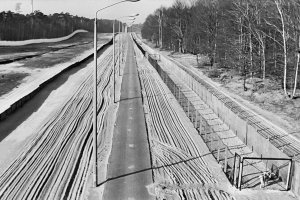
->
xmin=134 ymin=39 xmax=296 ymax=193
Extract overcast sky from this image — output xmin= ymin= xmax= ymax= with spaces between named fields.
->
xmin=0 ymin=0 xmax=174 ymax=23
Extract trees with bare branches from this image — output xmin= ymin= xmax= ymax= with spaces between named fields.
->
xmin=141 ymin=0 xmax=300 ymax=97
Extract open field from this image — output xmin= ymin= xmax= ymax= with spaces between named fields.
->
xmin=0 ymin=72 xmax=28 ymax=96
xmin=0 ymin=33 xmax=112 ymax=120
xmin=0 ymin=32 xmax=111 ymax=97
xmin=0 ymin=40 xmax=116 ymax=199
xmin=0 ymin=32 xmax=96 ymax=63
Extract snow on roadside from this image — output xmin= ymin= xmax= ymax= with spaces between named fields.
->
xmin=0 ymin=30 xmax=87 ymax=46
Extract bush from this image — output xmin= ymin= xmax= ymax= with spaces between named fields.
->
xmin=207 ymin=69 xmax=222 ymax=78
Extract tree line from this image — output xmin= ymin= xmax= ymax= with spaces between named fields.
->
xmin=0 ymin=11 xmax=117 ymax=41
xmin=141 ymin=0 xmax=300 ymax=98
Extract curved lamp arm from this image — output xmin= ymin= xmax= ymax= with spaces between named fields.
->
xmin=96 ymin=0 xmax=140 ymax=18
xmin=92 ymin=0 xmax=140 ymax=188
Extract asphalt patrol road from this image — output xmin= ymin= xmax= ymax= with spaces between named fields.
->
xmin=103 ymin=35 xmax=153 ymax=200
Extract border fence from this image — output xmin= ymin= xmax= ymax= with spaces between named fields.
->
xmin=132 ymin=34 xmax=300 ymax=194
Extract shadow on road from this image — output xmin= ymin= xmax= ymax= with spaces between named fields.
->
xmin=97 ymin=152 xmax=212 ymax=187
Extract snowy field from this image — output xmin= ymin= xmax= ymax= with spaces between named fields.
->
xmin=0 ymin=32 xmax=112 ymax=117
xmin=0 ymin=30 xmax=88 ymax=46
xmin=0 ymin=34 xmax=127 ymax=200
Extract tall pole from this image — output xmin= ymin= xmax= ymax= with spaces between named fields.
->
xmin=92 ymin=0 xmax=140 ymax=189
xmin=31 ymin=0 xmax=33 ymax=13
xmin=121 ymin=23 xmax=124 ymax=65
xmin=158 ymin=9 xmax=163 ymax=48
xmin=158 ymin=14 xmax=161 ymax=47
xmin=119 ymin=21 xmax=121 ymax=76
xmin=113 ymin=19 xmax=115 ymax=103
xmin=161 ymin=9 xmax=163 ymax=48
xmin=93 ymin=15 xmax=98 ymax=187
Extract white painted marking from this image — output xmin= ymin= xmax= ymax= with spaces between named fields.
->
xmin=128 ymin=165 xmax=135 ymax=170
xmin=129 ymin=117 xmax=133 ymax=120
xmin=129 ymin=144 xmax=134 ymax=148
xmin=127 ymin=129 xmax=132 ymax=132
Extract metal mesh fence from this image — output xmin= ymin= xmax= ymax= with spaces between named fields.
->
xmin=147 ymin=54 xmax=235 ymax=176
xmin=132 ymin=36 xmax=299 ymax=192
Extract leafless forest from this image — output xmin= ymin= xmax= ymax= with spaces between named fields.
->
xmin=142 ymin=0 xmax=300 ymax=98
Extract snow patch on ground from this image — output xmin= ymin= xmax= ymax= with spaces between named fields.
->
xmin=0 ymin=38 xmax=110 ymax=115
xmin=0 ymin=30 xmax=88 ymax=46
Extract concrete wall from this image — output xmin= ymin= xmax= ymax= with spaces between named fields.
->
xmin=176 ymin=64 xmax=296 ymax=191
xmin=292 ymin=162 xmax=300 ymax=196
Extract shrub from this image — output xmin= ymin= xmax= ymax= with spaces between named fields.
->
xmin=208 ymin=69 xmax=222 ymax=78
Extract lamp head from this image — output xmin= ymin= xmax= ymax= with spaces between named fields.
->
xmin=126 ymin=0 xmax=140 ymax=2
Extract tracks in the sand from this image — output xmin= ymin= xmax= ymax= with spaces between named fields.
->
xmin=0 ymin=36 xmax=127 ymax=200
xmin=134 ymin=43 xmax=234 ymax=200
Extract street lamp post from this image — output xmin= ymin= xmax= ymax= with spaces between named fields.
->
xmin=113 ymin=14 xmax=138 ymax=101
xmin=119 ymin=21 xmax=121 ymax=76
xmin=113 ymin=19 xmax=115 ymax=103
xmin=31 ymin=0 xmax=34 ymax=13
xmin=127 ymin=21 xmax=135 ymax=33
xmin=116 ymin=14 xmax=139 ymax=76
xmin=93 ymin=0 xmax=140 ymax=187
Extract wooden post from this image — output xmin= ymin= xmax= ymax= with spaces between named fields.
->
xmin=238 ymin=158 xmax=244 ymax=190
xmin=234 ymin=156 xmax=239 ymax=187
xmin=192 ymin=106 xmax=195 ymax=123
xmin=245 ymin=123 xmax=248 ymax=145
xmin=217 ymin=139 xmax=220 ymax=162
xmin=195 ymin=111 xmax=198 ymax=127
xmin=192 ymin=79 xmax=194 ymax=90
xmin=205 ymin=127 xmax=207 ymax=143
xmin=187 ymin=99 xmax=190 ymax=117
xmin=200 ymin=117 xmax=202 ymax=135
xmin=174 ymin=83 xmax=176 ymax=96
xmin=286 ymin=160 xmax=293 ymax=190
xmin=178 ymin=88 xmax=181 ymax=105
xmin=208 ymin=131 xmax=211 ymax=149
xmin=224 ymin=147 xmax=228 ymax=173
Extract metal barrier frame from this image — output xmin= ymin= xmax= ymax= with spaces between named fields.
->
xmin=237 ymin=156 xmax=293 ymax=191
